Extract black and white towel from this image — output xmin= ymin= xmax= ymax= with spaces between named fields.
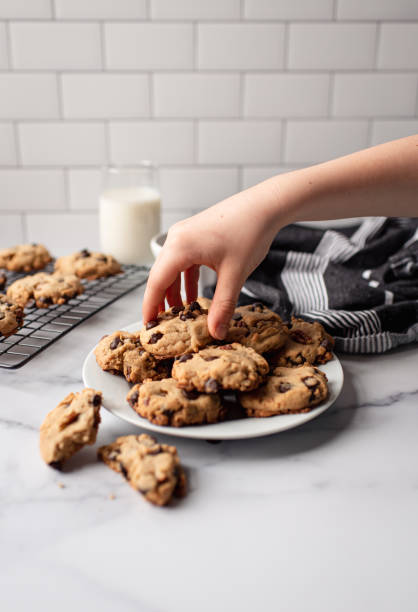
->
xmin=205 ymin=217 xmax=418 ymax=354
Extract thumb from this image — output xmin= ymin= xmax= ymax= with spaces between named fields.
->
xmin=208 ymin=264 xmax=244 ymax=340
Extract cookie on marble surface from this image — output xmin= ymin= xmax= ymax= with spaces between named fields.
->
xmin=239 ymin=365 xmax=328 ymax=418
xmin=98 ymin=433 xmax=187 ymax=506
xmin=226 ymin=302 xmax=288 ymax=354
xmin=0 ymin=294 xmax=24 ymax=337
xmin=267 ymin=317 xmax=334 ymax=368
xmin=40 ymin=388 xmax=102 ymax=469
xmin=54 ymin=249 xmax=122 ymax=280
xmin=140 ymin=301 xmax=213 ymax=358
xmin=0 ymin=243 xmax=52 ymax=272
xmin=127 ymin=377 xmax=225 ymax=427
xmin=172 ymin=343 xmax=269 ymax=393
xmin=7 ymin=272 xmax=83 ymax=309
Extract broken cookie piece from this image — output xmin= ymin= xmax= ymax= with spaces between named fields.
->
xmin=40 ymin=388 xmax=102 ymax=469
xmin=98 ymin=433 xmax=187 ymax=506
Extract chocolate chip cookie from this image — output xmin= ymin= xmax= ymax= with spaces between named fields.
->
xmin=239 ymin=365 xmax=328 ymax=417
xmin=98 ymin=433 xmax=187 ymax=506
xmin=40 ymin=388 xmax=102 ymax=469
xmin=94 ymin=331 xmax=143 ymax=374
xmin=54 ymin=249 xmax=121 ymax=280
xmin=123 ymin=348 xmax=172 ymax=384
xmin=0 ymin=294 xmax=24 ymax=337
xmin=226 ymin=302 xmax=288 ymax=354
xmin=0 ymin=243 xmax=52 ymax=272
xmin=94 ymin=331 xmax=172 ymax=383
xmin=172 ymin=343 xmax=269 ymax=393
xmin=127 ymin=378 xmax=225 ymax=427
xmin=140 ymin=301 xmax=213 ymax=358
xmin=267 ymin=317 xmax=334 ymax=367
xmin=7 ymin=272 xmax=83 ymax=308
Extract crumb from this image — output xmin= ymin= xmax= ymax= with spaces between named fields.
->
xmin=57 ymin=482 xmax=65 ymax=489
xmin=109 ymin=493 xmax=116 ymax=500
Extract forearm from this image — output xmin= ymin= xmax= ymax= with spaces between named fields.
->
xmin=247 ymin=135 xmax=418 ymax=231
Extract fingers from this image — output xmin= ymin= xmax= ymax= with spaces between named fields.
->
xmin=208 ymin=263 xmax=244 ymax=340
xmin=184 ymin=265 xmax=200 ymax=304
xmin=142 ymin=253 xmax=185 ymax=323
xmin=165 ymin=274 xmax=183 ymax=309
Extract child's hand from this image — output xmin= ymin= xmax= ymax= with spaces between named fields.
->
xmin=142 ymin=183 xmax=282 ymax=339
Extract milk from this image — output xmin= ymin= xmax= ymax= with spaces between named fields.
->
xmin=99 ymin=186 xmax=161 ymax=265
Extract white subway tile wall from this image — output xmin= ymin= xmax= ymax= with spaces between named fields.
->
xmin=0 ymin=2 xmax=416 ymax=248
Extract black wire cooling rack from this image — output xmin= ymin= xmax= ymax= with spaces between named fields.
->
xmin=0 ymin=263 xmax=149 ymax=369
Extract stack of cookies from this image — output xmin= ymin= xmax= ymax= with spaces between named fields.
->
xmin=95 ymin=299 xmax=335 ymax=427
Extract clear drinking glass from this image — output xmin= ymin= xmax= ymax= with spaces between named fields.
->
xmin=99 ymin=162 xmax=161 ymax=266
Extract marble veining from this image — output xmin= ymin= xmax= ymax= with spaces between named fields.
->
xmin=1 ymin=286 xmax=418 ymax=612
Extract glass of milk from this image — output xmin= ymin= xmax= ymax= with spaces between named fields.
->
xmin=99 ymin=162 xmax=161 ymax=265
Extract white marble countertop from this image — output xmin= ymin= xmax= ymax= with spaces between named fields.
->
xmin=1 ymin=285 xmax=418 ymax=612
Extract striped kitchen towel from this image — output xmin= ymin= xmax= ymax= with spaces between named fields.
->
xmin=206 ymin=217 xmax=418 ymax=354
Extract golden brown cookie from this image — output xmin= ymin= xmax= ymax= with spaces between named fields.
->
xmin=226 ymin=302 xmax=288 ymax=353
xmin=0 ymin=243 xmax=52 ymax=272
xmin=267 ymin=317 xmax=334 ymax=367
xmin=172 ymin=343 xmax=269 ymax=393
xmin=54 ymin=249 xmax=121 ymax=280
xmin=239 ymin=365 xmax=328 ymax=417
xmin=7 ymin=272 xmax=83 ymax=308
xmin=123 ymin=348 xmax=172 ymax=384
xmin=40 ymin=388 xmax=102 ymax=469
xmin=127 ymin=378 xmax=225 ymax=427
xmin=94 ymin=331 xmax=172 ymax=382
xmin=94 ymin=331 xmax=142 ymax=374
xmin=98 ymin=433 xmax=187 ymax=506
xmin=140 ymin=301 xmax=213 ymax=358
xmin=0 ymin=294 xmax=24 ymax=337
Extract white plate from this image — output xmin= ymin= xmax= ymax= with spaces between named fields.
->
xmin=82 ymin=321 xmax=344 ymax=440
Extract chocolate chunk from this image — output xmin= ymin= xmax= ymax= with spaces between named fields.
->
xmin=97 ymin=255 xmax=107 ymax=262
xmin=146 ymin=320 xmax=158 ymax=330
xmin=180 ymin=311 xmax=195 ymax=321
xmin=110 ymin=336 xmax=121 ymax=350
xmin=148 ymin=332 xmax=163 ymax=344
xmin=232 ymin=312 xmax=242 ymax=320
xmin=202 ymin=355 xmax=218 ymax=362
xmin=177 ymin=353 xmax=193 ymax=363
xmin=220 ymin=344 xmax=233 ymax=350
xmin=80 ymin=248 xmax=90 ymax=258
xmin=303 ymin=376 xmax=319 ymax=388
xmin=278 ymin=382 xmax=291 ymax=393
xmin=171 ymin=306 xmax=184 ymax=315
xmin=48 ymin=460 xmax=63 ymax=471
xmin=204 ymin=378 xmax=220 ymax=393
xmin=39 ymin=296 xmax=53 ymax=305
xmin=128 ymin=390 xmax=139 ymax=406
xmin=189 ymin=301 xmax=201 ymax=312
xmin=320 ymin=338 xmax=331 ymax=349
xmin=182 ymin=389 xmax=199 ymax=400
xmin=162 ymin=409 xmax=174 ymax=418
xmin=252 ymin=302 xmax=264 ymax=309
xmin=119 ymin=463 xmax=128 ymax=479
xmin=92 ymin=394 xmax=101 ymax=406
xmin=290 ymin=330 xmax=311 ymax=345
